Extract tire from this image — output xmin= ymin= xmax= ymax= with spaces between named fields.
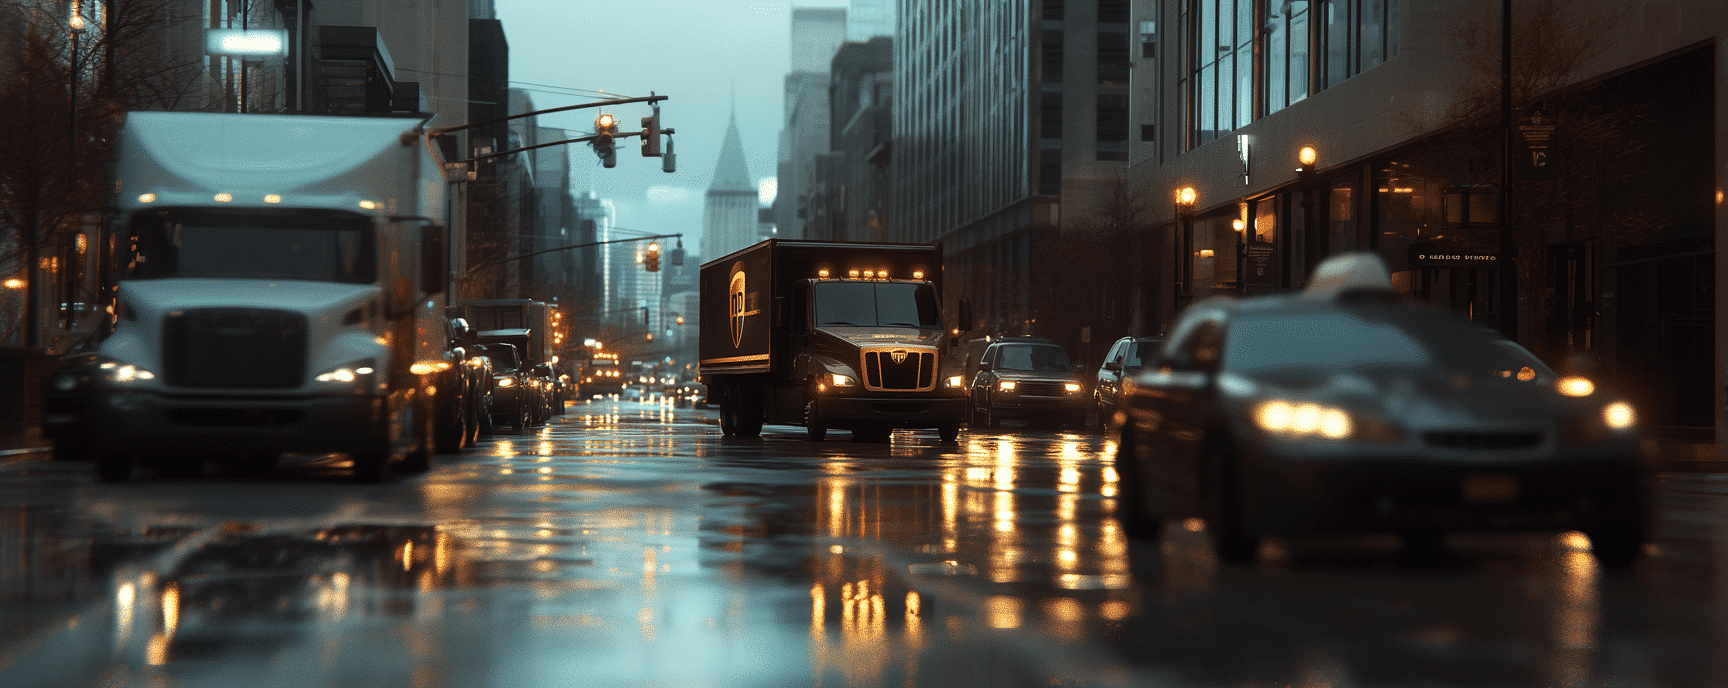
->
xmin=1113 ymin=428 xmax=1161 ymax=539
xmin=95 ymin=451 xmax=132 ymax=482
xmin=718 ymin=384 xmax=739 ymax=436
xmin=736 ymin=385 xmax=764 ymax=437
xmin=352 ymin=450 xmax=389 ymax=483
xmin=1203 ymin=437 xmax=1259 ymax=563
xmin=479 ymin=398 xmax=496 ymax=438
xmin=805 ymin=401 xmax=827 ymax=441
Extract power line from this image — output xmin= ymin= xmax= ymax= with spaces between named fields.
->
xmin=391 ymin=68 xmax=635 ymax=101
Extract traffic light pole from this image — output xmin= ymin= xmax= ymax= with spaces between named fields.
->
xmin=465 ymin=233 xmax=682 ymax=278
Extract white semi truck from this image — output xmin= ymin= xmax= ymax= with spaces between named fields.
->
xmin=91 ymin=111 xmax=456 ymax=481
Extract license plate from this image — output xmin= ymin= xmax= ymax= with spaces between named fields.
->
xmin=1462 ymin=474 xmax=1519 ymax=503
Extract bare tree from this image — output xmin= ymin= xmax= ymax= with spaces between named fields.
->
xmin=1422 ymin=0 xmax=1659 ymax=359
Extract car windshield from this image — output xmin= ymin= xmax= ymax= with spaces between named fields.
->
xmin=812 ymin=281 xmax=942 ymax=328
xmin=483 ymin=344 xmax=521 ymax=371
xmin=1124 ymin=341 xmax=1159 ymax=369
xmin=998 ymin=345 xmax=1071 ymax=372
xmin=128 ymin=208 xmax=375 ymax=283
xmin=1224 ymin=307 xmax=1538 ymax=380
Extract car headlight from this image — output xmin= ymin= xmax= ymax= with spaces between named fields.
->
xmin=1603 ymin=401 xmax=1635 ymax=429
xmin=998 ymin=380 xmax=1017 ymax=391
xmin=314 ymin=360 xmax=376 ymax=391
xmin=1255 ymin=400 xmax=1352 ymax=440
xmin=945 ymin=375 xmax=965 ymax=388
xmin=496 ymin=377 xmax=516 ymax=387
xmin=98 ymin=360 xmax=158 ymax=384
xmin=1064 ymin=382 xmax=1083 ymax=393
xmin=1558 ymin=376 xmax=1595 ymax=397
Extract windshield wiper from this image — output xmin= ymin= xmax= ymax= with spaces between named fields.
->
xmin=820 ymin=321 xmax=863 ymax=327
xmin=883 ymin=321 xmax=923 ymax=327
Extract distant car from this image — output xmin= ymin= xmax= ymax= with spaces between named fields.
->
xmin=1114 ymin=252 xmax=1650 ymax=566
xmin=476 ymin=343 xmax=535 ymax=431
xmin=1093 ymin=336 xmax=1163 ymax=430
xmin=968 ymin=337 xmax=1088 ymax=430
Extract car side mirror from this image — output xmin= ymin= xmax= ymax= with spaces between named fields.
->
xmin=1103 ymin=361 xmax=1120 ymax=372
xmin=955 ymin=298 xmax=974 ymax=333
xmin=977 ymin=361 xmax=993 ymax=373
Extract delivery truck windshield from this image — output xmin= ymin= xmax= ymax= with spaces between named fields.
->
xmin=813 ymin=281 xmax=941 ymax=328
xmin=128 ymin=208 xmax=375 ymax=284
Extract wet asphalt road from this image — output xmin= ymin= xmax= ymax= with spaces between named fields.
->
xmin=4 ymin=397 xmax=1728 ymax=687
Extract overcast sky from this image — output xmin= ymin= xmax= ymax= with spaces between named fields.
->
xmin=496 ymin=0 xmax=851 ymax=260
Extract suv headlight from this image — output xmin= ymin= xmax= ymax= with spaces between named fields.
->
xmin=1255 ymin=400 xmax=1353 ymax=440
xmin=998 ymin=380 xmax=1017 ymax=391
xmin=1064 ymin=382 xmax=1083 ymax=393
xmin=496 ymin=376 xmax=516 ymax=388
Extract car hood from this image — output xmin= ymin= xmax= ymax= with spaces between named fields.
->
xmin=995 ymin=369 xmax=1082 ymax=384
xmin=1225 ymin=369 xmax=1580 ymax=427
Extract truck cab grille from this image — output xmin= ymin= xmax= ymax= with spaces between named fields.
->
xmin=164 ymin=308 xmax=307 ymax=389
xmin=861 ymin=347 xmax=937 ymax=392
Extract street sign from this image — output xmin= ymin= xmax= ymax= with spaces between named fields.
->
xmin=1518 ymin=112 xmax=1557 ymax=180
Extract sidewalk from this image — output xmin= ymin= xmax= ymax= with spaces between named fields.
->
xmin=1655 ymin=441 xmax=1724 ymax=472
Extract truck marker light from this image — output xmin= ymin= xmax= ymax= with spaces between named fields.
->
xmin=878 ymin=269 xmax=889 ymax=279
xmin=913 ymin=271 xmax=925 ymax=280
xmin=264 ymin=194 xmax=282 ymax=204
xmin=213 ymin=193 xmax=232 ymax=203
xmin=862 ymin=270 xmax=874 ymax=278
xmin=818 ymin=269 xmax=830 ymax=278
xmin=138 ymin=193 xmax=156 ymax=204
xmin=848 ymin=269 xmax=860 ymax=279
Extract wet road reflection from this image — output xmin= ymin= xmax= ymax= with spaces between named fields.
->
xmin=3 ymin=398 xmax=1728 ymax=686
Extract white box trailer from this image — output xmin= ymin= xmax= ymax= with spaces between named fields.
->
xmin=92 ymin=111 xmax=455 ymax=481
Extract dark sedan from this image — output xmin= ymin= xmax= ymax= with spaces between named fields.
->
xmin=1113 ymin=253 xmax=1649 ymax=566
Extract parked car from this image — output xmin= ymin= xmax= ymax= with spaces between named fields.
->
xmin=476 ymin=343 xmax=537 ymax=431
xmin=968 ymin=337 xmax=1088 ymax=430
xmin=1093 ymin=336 xmax=1163 ymax=430
xmin=1113 ymin=252 xmax=1650 ymax=566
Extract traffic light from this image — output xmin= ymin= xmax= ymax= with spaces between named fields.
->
xmin=593 ymin=113 xmax=619 ymax=168
xmin=644 ymin=242 xmax=661 ymax=272
xmin=640 ymin=110 xmax=661 ymax=157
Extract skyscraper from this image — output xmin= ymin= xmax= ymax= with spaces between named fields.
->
xmin=702 ymin=110 xmax=759 ymax=261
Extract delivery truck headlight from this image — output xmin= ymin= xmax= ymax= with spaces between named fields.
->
xmin=830 ymin=373 xmax=857 ymax=388
xmin=98 ymin=360 xmax=158 ymax=384
xmin=315 ymin=360 xmax=376 ymax=390
xmin=946 ymin=375 xmax=965 ymax=388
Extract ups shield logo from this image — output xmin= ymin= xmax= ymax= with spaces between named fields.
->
xmin=729 ymin=262 xmax=748 ymax=349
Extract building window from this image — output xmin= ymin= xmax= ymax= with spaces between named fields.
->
xmin=1098 ymin=0 xmax=1129 ymax=23
xmin=1099 ymin=30 xmax=1130 ymax=85
xmin=1264 ymin=1 xmax=1310 ymax=115
xmin=1040 ymin=163 xmax=1063 ymax=196
xmin=1141 ymin=124 xmax=1156 ymax=142
xmin=1097 ymin=93 xmax=1128 ymax=160
xmin=1042 ymin=30 xmax=1065 ymax=82
xmin=1321 ymin=0 xmax=1398 ymax=89
xmin=1187 ymin=0 xmax=1255 ymax=147
xmin=1041 ymin=93 xmax=1064 ymax=139
xmin=1140 ymin=20 xmax=1157 ymax=58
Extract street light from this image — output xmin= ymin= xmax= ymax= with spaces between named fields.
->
xmin=1232 ymin=217 xmax=1247 ymax=295
xmin=1296 ymin=146 xmax=1321 ymax=285
xmin=1173 ymin=186 xmax=1197 ymax=312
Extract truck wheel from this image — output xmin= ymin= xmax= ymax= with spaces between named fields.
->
xmin=737 ymin=385 xmax=764 ymax=437
xmin=718 ymin=384 xmax=740 ymax=435
xmin=805 ymin=401 xmax=826 ymax=441
xmin=938 ymin=422 xmax=960 ymax=443
xmin=352 ymin=450 xmax=390 ymax=483
xmin=95 ymin=451 xmax=132 ymax=482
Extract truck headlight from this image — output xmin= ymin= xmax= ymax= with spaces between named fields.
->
xmin=945 ymin=375 xmax=965 ymax=388
xmin=98 ymin=361 xmax=158 ymax=384
xmin=314 ymin=360 xmax=376 ymax=391
xmin=998 ymin=380 xmax=1017 ymax=391
xmin=830 ymin=373 xmax=857 ymax=387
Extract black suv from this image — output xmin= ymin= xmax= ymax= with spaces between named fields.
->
xmin=968 ymin=338 xmax=1088 ymax=430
